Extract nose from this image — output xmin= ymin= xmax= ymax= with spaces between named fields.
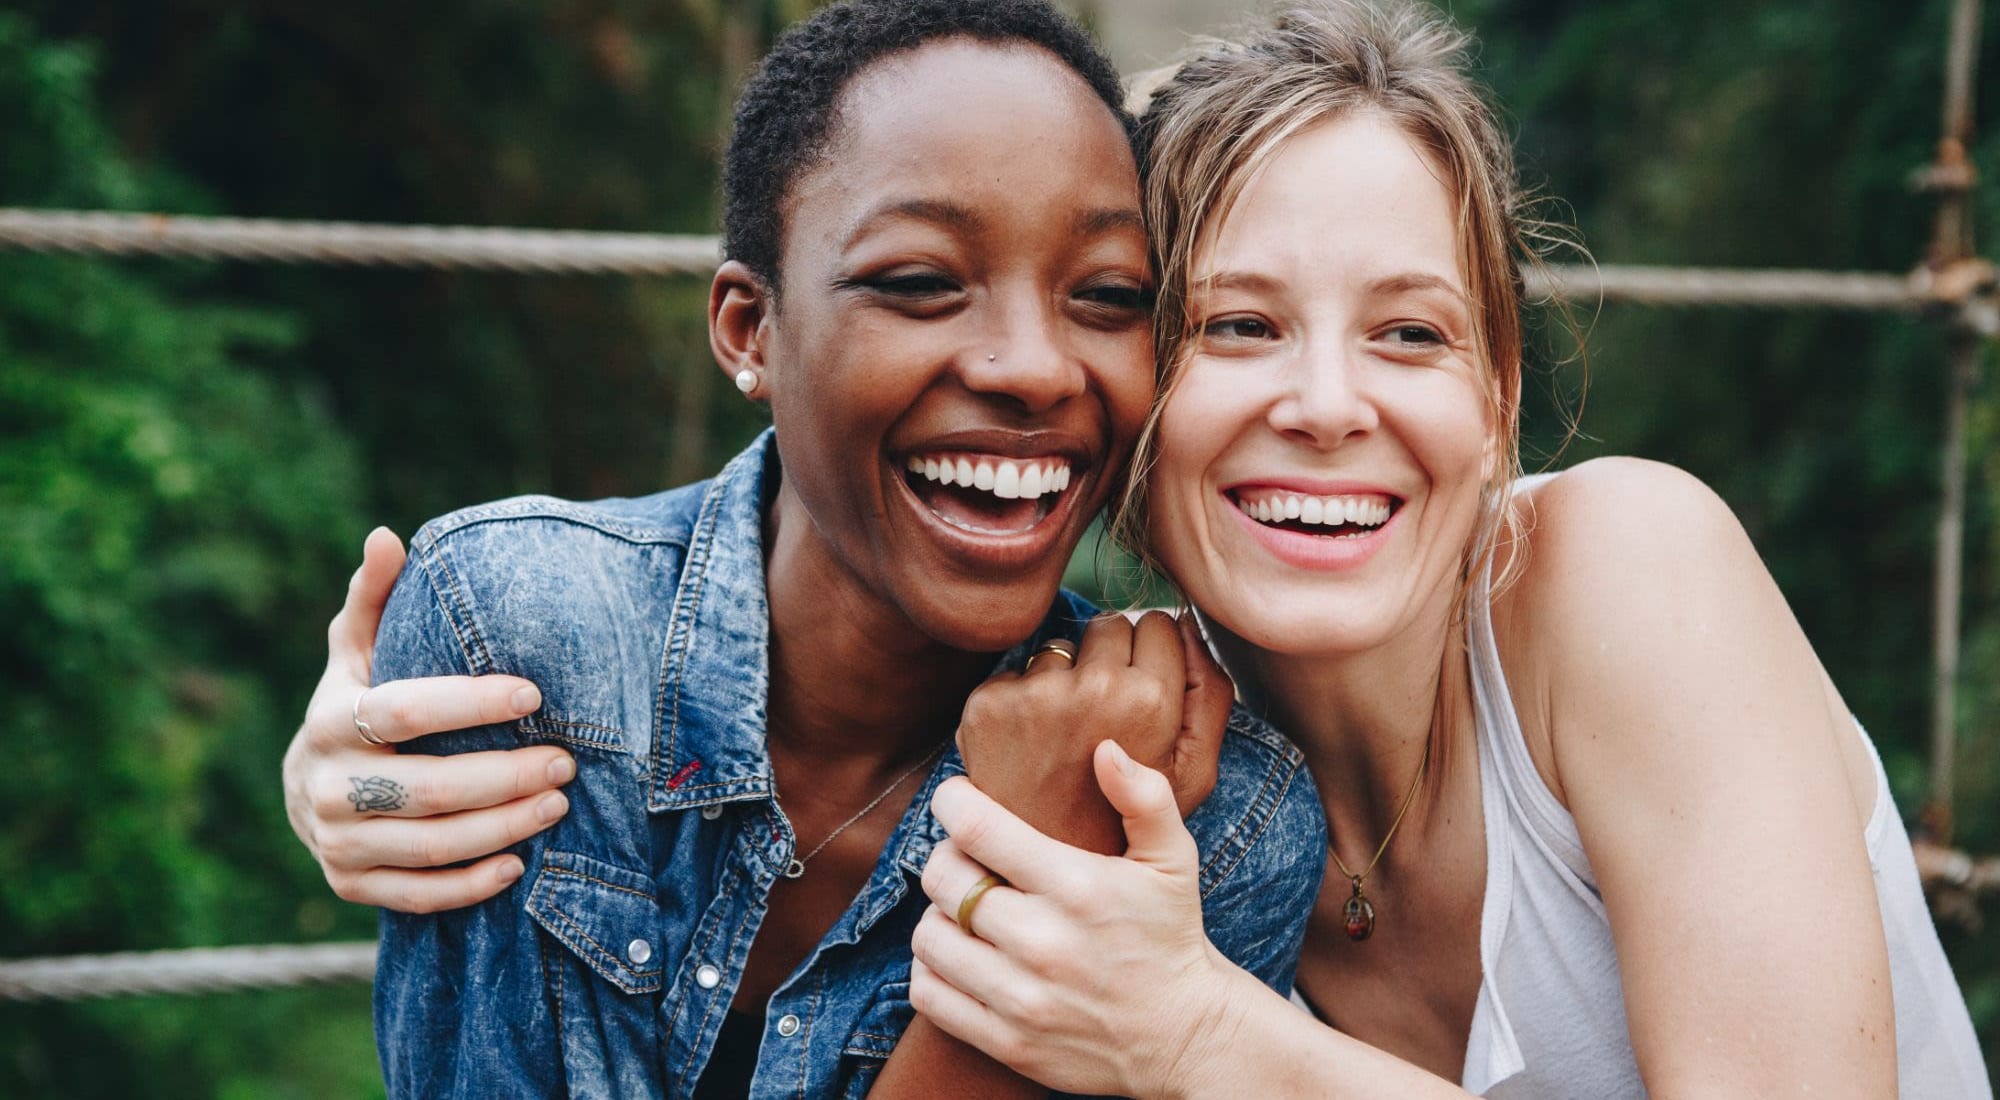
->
xmin=1266 ymin=339 xmax=1378 ymax=448
xmin=957 ymin=295 xmax=1086 ymax=415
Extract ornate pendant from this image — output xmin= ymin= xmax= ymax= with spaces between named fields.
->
xmin=784 ymin=859 xmax=806 ymax=880
xmin=1342 ymin=876 xmax=1376 ymax=942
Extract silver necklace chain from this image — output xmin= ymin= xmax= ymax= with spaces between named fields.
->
xmin=781 ymin=742 xmax=948 ymax=879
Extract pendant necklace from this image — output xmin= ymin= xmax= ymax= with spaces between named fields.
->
xmin=1331 ymin=737 xmax=1432 ymax=942
xmin=780 ymin=742 xmax=947 ymax=880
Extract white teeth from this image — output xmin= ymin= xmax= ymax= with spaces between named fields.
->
xmin=908 ymin=453 xmax=1074 ymax=501
xmin=1237 ymin=491 xmax=1394 ymax=532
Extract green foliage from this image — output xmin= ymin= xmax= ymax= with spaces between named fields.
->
xmin=0 ymin=14 xmax=374 ymax=1095
xmin=2 ymin=0 xmax=1997 ymax=1091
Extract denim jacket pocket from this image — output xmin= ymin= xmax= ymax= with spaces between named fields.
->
xmin=527 ymin=849 xmax=665 ymax=994
xmin=527 ymin=850 xmax=668 ymax=1098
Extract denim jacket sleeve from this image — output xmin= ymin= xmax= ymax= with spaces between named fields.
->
xmin=370 ymin=546 xmax=567 ymax=1098
xmin=1186 ymin=708 xmax=1328 ymax=995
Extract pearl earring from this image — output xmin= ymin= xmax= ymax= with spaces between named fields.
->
xmin=734 ymin=369 xmax=759 ymax=395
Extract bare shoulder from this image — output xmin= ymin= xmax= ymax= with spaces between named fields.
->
xmin=1502 ymin=458 xmax=1765 ymax=640
xmin=1493 ymin=459 xmax=1808 ymax=787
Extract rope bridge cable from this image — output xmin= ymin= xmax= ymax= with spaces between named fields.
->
xmin=0 ymin=210 xmax=719 ymax=276
xmin=0 ymin=209 xmax=1934 ymax=310
xmin=0 ymin=942 xmax=376 ymax=1002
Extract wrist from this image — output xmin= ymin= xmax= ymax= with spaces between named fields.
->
xmin=1149 ymin=950 xmax=1259 ymax=1100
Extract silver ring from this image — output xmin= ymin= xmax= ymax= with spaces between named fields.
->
xmin=353 ymin=688 xmax=389 ymax=747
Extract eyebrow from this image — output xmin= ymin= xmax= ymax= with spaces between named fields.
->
xmin=1195 ymin=270 xmax=1470 ymax=303
xmin=1076 ymin=207 xmax=1144 ymax=236
xmin=842 ymin=198 xmax=981 ymax=248
xmin=842 ymin=200 xmax=1143 ymax=248
xmin=1367 ymin=272 xmax=1469 ymax=302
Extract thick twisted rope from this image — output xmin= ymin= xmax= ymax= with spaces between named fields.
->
xmin=0 ymin=942 xmax=376 ymax=1002
xmin=0 ymin=210 xmax=718 ymax=276
xmin=0 ymin=209 xmax=1938 ymax=310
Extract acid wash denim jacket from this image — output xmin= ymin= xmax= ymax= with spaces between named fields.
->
xmin=372 ymin=430 xmax=1328 ymax=1099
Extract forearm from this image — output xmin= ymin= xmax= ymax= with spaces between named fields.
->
xmin=868 ymin=1015 xmax=1045 ymax=1099
xmin=1164 ymin=967 xmax=1472 ymax=1100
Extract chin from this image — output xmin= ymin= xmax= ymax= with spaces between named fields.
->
xmin=905 ymin=577 xmax=1067 ymax=654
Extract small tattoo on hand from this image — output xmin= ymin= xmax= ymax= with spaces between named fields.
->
xmin=348 ymin=776 xmax=407 ymax=813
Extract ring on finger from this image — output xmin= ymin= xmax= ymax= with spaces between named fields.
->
xmin=956 ymin=873 xmax=1005 ymax=939
xmin=353 ymin=687 xmax=390 ymax=747
xmin=1023 ymin=638 xmax=1078 ymax=674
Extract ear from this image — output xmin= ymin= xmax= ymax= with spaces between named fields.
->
xmin=709 ymin=260 xmax=775 ymax=396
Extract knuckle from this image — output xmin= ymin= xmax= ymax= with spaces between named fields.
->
xmin=325 ymin=869 xmax=364 ymax=904
xmin=316 ymin=827 xmax=357 ymax=870
xmin=386 ymin=693 xmax=426 ymax=734
xmin=407 ymin=831 xmax=447 ymax=869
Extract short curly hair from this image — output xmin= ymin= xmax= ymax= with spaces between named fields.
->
xmin=722 ymin=0 xmax=1132 ymax=291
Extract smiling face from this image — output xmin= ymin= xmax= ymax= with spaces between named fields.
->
xmin=1149 ymin=111 xmax=1496 ymax=657
xmin=757 ymin=39 xmax=1154 ymax=652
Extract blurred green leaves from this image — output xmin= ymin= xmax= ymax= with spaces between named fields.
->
xmin=0 ymin=14 xmax=374 ymax=1095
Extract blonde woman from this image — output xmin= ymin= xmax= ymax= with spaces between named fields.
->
xmin=910 ymin=3 xmax=1990 ymax=1096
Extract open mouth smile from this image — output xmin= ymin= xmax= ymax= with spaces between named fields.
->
xmin=1229 ymin=487 xmax=1396 ymax=539
xmin=1223 ymin=483 xmax=1405 ymax=570
xmin=903 ymin=452 xmax=1076 ymax=536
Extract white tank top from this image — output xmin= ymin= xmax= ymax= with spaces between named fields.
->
xmin=1459 ymin=478 xmax=1991 ymax=1097
xmin=1297 ymin=475 xmax=1992 ymax=1097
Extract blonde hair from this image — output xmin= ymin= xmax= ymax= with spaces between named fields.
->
xmin=1112 ymin=0 xmax=1577 ymax=768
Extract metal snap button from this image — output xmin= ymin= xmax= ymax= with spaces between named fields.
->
xmin=695 ymin=964 xmax=721 ymax=989
xmin=776 ymin=1014 xmax=801 ymax=1037
xmin=626 ymin=938 xmax=653 ymax=966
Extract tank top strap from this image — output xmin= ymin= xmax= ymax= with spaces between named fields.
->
xmin=1465 ymin=476 xmax=1593 ymax=883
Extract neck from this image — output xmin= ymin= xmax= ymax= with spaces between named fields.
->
xmin=1208 ymin=588 xmax=1464 ymax=853
xmin=761 ymin=484 xmax=995 ymax=769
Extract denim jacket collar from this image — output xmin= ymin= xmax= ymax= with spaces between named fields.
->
xmin=647 ymin=430 xmax=1087 ymax=842
xmin=647 ymin=434 xmax=778 ymax=812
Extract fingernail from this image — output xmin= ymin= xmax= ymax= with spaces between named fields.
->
xmin=537 ymin=792 xmax=569 ymax=824
xmin=496 ymin=859 xmax=524 ymax=885
xmin=1109 ymin=740 xmax=1138 ymax=777
xmin=547 ymin=755 xmax=576 ymax=785
xmin=511 ymin=685 xmax=541 ymax=714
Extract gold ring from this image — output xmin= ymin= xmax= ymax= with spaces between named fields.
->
xmin=1023 ymin=638 xmax=1078 ymax=674
xmin=956 ymin=873 xmax=1004 ymax=939
xmin=353 ymin=688 xmax=390 ymax=747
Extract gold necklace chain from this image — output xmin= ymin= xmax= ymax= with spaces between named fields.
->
xmin=1330 ymin=737 xmax=1432 ymax=942
xmin=780 ymin=742 xmax=947 ymax=880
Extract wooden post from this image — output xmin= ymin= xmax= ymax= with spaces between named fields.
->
xmin=1921 ymin=0 xmax=1985 ymax=843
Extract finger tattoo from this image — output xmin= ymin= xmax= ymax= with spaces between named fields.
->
xmin=348 ymin=776 xmax=407 ymax=813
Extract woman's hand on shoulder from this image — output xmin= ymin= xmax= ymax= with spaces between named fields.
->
xmin=283 ymin=527 xmax=576 ymax=914
xmin=1507 ymin=458 xmax=1895 ymax=1096
xmin=911 ymin=749 xmax=1258 ymax=1098
xmin=955 ymin=611 xmax=1230 ymax=854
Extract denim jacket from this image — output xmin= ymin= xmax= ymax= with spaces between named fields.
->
xmin=372 ymin=430 xmax=1327 ymax=1099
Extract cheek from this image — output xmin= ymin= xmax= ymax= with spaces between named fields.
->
xmin=1091 ymin=331 xmax=1160 ymax=445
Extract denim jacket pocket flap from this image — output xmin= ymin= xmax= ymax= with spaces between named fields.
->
xmin=525 ymin=849 xmax=664 ymax=996
xmin=840 ymin=981 xmax=912 ymax=1060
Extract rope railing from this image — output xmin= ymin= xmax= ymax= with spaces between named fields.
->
xmin=0 ymin=209 xmax=718 ymax=276
xmin=6 ymin=836 xmax=1997 ymax=1002
xmin=0 ymin=208 xmax=1948 ymax=312
xmin=0 ymin=194 xmax=1990 ymax=1004
xmin=0 ymin=942 xmax=375 ymax=1002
